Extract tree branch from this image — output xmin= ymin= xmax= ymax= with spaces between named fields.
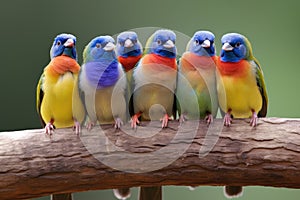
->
xmin=0 ymin=118 xmax=300 ymax=200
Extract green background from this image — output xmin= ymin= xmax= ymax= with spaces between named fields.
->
xmin=0 ymin=0 xmax=299 ymax=199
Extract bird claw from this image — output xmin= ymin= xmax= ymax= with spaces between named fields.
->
xmin=130 ymin=115 xmax=140 ymax=129
xmin=44 ymin=123 xmax=54 ymax=135
xmin=114 ymin=118 xmax=123 ymax=129
xmin=179 ymin=114 xmax=187 ymax=125
xmin=224 ymin=113 xmax=232 ymax=126
xmin=73 ymin=121 xmax=81 ymax=135
xmin=205 ymin=114 xmax=213 ymax=125
xmin=160 ymin=114 xmax=171 ymax=128
xmin=250 ymin=111 xmax=258 ymax=127
xmin=86 ymin=121 xmax=95 ymax=131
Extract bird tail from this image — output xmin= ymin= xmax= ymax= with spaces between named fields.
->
xmin=224 ymin=186 xmax=243 ymax=198
xmin=51 ymin=193 xmax=73 ymax=200
xmin=113 ymin=188 xmax=131 ymax=200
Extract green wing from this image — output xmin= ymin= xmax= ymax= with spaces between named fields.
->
xmin=36 ymin=73 xmax=46 ymax=127
xmin=253 ymin=58 xmax=268 ymax=117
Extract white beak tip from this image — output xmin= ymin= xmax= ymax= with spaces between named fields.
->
xmin=64 ymin=38 xmax=74 ymax=47
xmin=124 ymin=39 xmax=134 ymax=48
xmin=201 ymin=40 xmax=211 ymax=48
xmin=103 ymin=42 xmax=115 ymax=51
xmin=163 ymin=40 xmax=175 ymax=48
xmin=222 ymin=42 xmax=234 ymax=51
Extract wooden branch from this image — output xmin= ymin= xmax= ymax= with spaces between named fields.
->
xmin=0 ymin=118 xmax=300 ymax=200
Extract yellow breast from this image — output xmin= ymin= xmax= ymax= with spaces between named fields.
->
xmin=41 ymin=71 xmax=77 ymax=127
xmin=217 ymin=68 xmax=262 ymax=118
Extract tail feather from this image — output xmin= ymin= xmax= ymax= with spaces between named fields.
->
xmin=224 ymin=186 xmax=243 ymax=198
xmin=51 ymin=193 xmax=73 ymax=200
xmin=113 ymin=188 xmax=131 ymax=200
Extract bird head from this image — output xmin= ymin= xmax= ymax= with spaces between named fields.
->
xmin=116 ymin=31 xmax=142 ymax=57
xmin=50 ymin=33 xmax=77 ymax=60
xmin=146 ymin=29 xmax=177 ymax=58
xmin=188 ymin=31 xmax=215 ymax=57
xmin=83 ymin=35 xmax=116 ymax=63
xmin=220 ymin=33 xmax=254 ymax=62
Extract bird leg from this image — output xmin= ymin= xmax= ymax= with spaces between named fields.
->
xmin=160 ymin=114 xmax=171 ymax=128
xmin=250 ymin=110 xmax=258 ymax=127
xmin=205 ymin=113 xmax=213 ymax=125
xmin=86 ymin=120 xmax=96 ymax=131
xmin=73 ymin=120 xmax=81 ymax=135
xmin=131 ymin=112 xmax=141 ymax=129
xmin=224 ymin=110 xmax=232 ymax=126
xmin=114 ymin=117 xmax=124 ymax=129
xmin=44 ymin=120 xmax=54 ymax=135
xmin=179 ymin=113 xmax=187 ymax=124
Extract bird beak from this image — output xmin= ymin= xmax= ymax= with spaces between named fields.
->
xmin=103 ymin=42 xmax=115 ymax=51
xmin=124 ymin=39 xmax=134 ymax=48
xmin=163 ymin=40 xmax=175 ymax=48
xmin=64 ymin=38 xmax=74 ymax=47
xmin=201 ymin=39 xmax=211 ymax=48
xmin=222 ymin=42 xmax=234 ymax=51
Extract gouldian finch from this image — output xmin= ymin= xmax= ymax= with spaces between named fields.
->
xmin=117 ymin=31 xmax=143 ymax=119
xmin=176 ymin=30 xmax=218 ymax=124
xmin=78 ymin=35 xmax=126 ymax=130
xmin=131 ymin=29 xmax=177 ymax=128
xmin=216 ymin=33 xmax=268 ymax=197
xmin=130 ymin=29 xmax=177 ymax=200
xmin=36 ymin=33 xmax=82 ymax=135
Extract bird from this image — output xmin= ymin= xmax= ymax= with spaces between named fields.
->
xmin=78 ymin=35 xmax=126 ymax=130
xmin=216 ymin=33 xmax=268 ymax=197
xmin=36 ymin=33 xmax=83 ymax=200
xmin=176 ymin=30 xmax=218 ymax=125
xmin=116 ymin=31 xmax=143 ymax=120
xmin=36 ymin=33 xmax=83 ymax=135
xmin=131 ymin=29 xmax=178 ymax=129
xmin=130 ymin=29 xmax=177 ymax=200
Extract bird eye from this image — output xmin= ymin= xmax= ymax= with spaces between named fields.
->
xmin=195 ymin=40 xmax=200 ymax=45
xmin=235 ymin=42 xmax=241 ymax=47
xmin=157 ymin=39 xmax=162 ymax=45
xmin=96 ymin=43 xmax=101 ymax=48
xmin=57 ymin=41 xmax=61 ymax=46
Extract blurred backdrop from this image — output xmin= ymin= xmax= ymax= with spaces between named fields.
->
xmin=0 ymin=0 xmax=299 ymax=199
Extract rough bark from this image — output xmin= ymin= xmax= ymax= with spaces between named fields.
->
xmin=0 ymin=118 xmax=299 ymax=200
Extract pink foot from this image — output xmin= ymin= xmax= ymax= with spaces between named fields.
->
xmin=44 ymin=122 xmax=54 ymax=135
xmin=73 ymin=121 xmax=81 ymax=135
xmin=224 ymin=112 xmax=232 ymax=126
xmin=131 ymin=114 xmax=140 ymax=129
xmin=114 ymin=117 xmax=124 ymax=129
xmin=205 ymin=113 xmax=213 ymax=125
xmin=86 ymin=121 xmax=95 ymax=131
xmin=160 ymin=114 xmax=171 ymax=128
xmin=179 ymin=114 xmax=187 ymax=124
xmin=250 ymin=111 xmax=258 ymax=127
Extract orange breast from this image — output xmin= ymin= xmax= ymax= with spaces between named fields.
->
xmin=45 ymin=55 xmax=80 ymax=76
xmin=142 ymin=54 xmax=177 ymax=70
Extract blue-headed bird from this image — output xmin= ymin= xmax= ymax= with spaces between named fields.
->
xmin=130 ymin=29 xmax=177 ymax=200
xmin=78 ymin=35 xmax=126 ymax=130
xmin=176 ymin=30 xmax=218 ymax=124
xmin=116 ymin=31 xmax=143 ymax=120
xmin=36 ymin=33 xmax=82 ymax=135
xmin=131 ymin=29 xmax=177 ymax=129
xmin=216 ymin=33 xmax=268 ymax=197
